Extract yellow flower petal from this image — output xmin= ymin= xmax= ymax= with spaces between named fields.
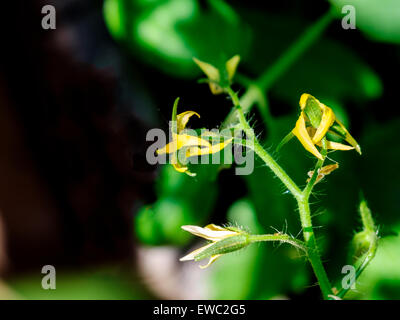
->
xmin=185 ymin=138 xmax=233 ymax=157
xmin=181 ymin=225 xmax=238 ymax=241
xmin=199 ymin=254 xmax=221 ymax=269
xmin=156 ymin=133 xmax=212 ymax=155
xmin=316 ymin=140 xmax=354 ymax=151
xmin=299 ymin=93 xmax=311 ymax=110
xmin=225 ymin=55 xmax=240 ymax=81
xmin=177 ymin=111 xmax=200 ymax=133
xmin=312 ymin=105 xmax=335 ymax=144
xmin=292 ymin=113 xmax=323 ymax=160
xmin=179 ymin=243 xmax=214 ymax=262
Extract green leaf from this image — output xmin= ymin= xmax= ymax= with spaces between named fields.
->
xmin=103 ymin=0 xmax=251 ymax=77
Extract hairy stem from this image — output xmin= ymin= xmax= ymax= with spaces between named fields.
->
xmin=303 ymin=138 xmax=328 ymax=200
xmin=298 ymin=138 xmax=332 ymax=299
xmin=297 ymin=198 xmax=333 ymax=299
xmin=249 ymin=234 xmax=306 ymax=252
xmin=227 ymin=87 xmax=302 ymax=200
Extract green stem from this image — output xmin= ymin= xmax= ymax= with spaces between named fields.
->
xmin=303 ymin=138 xmax=328 ymax=200
xmin=297 ymin=198 xmax=333 ymax=299
xmin=226 ymin=87 xmax=302 ymax=200
xmin=297 ymin=138 xmax=332 ymax=299
xmin=249 ymin=234 xmax=306 ymax=252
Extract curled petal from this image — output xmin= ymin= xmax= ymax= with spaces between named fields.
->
xmin=157 ymin=133 xmax=212 ymax=155
xmin=312 ymin=105 xmax=335 ymax=144
xmin=172 ymin=162 xmax=188 ymax=173
xmin=186 ymin=138 xmax=233 ymax=157
xmin=199 ymin=255 xmax=221 ymax=269
xmin=316 ymin=140 xmax=354 ymax=151
xmin=170 ymin=152 xmax=197 ymax=176
xmin=177 ymin=133 xmax=212 ymax=149
xmin=156 ymin=140 xmax=177 ymax=155
xmin=179 ymin=243 xmax=214 ymax=262
xmin=181 ymin=225 xmax=238 ymax=241
xmin=177 ymin=111 xmax=200 ymax=133
xmin=292 ymin=113 xmax=323 ymax=160
xmin=299 ymin=93 xmax=311 ymax=110
xmin=335 ymin=119 xmax=362 ymax=155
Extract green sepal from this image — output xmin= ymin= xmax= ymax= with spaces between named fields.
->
xmin=171 ymin=97 xmax=179 ymax=133
xmin=194 ymin=234 xmax=250 ymax=261
xmin=303 ymin=95 xmax=322 ymax=128
xmin=276 ymin=131 xmax=295 ymax=152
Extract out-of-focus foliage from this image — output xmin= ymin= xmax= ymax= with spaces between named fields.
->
xmin=330 ymin=0 xmax=400 ymax=44
xmin=243 ymin=10 xmax=382 ymax=106
xmin=135 ymin=164 xmax=222 ymax=245
xmin=8 ymin=267 xmax=152 ymax=300
xmin=103 ymin=0 xmax=251 ymax=77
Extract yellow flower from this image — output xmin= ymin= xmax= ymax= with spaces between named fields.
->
xmin=193 ymin=55 xmax=240 ymax=94
xmin=156 ymin=98 xmax=233 ymax=176
xmin=292 ymin=93 xmax=361 ymax=160
xmin=180 ymin=224 xmax=249 ymax=268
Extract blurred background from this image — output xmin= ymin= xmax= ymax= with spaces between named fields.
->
xmin=0 ymin=0 xmax=399 ymax=299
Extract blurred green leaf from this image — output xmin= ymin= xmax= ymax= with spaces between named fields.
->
xmin=135 ymin=164 xmax=220 ymax=245
xmin=241 ymin=11 xmax=382 ymax=105
xmin=356 ymin=119 xmax=400 ymax=227
xmin=103 ymin=0 xmax=251 ymax=77
xmin=8 ymin=267 xmax=152 ymax=300
xmin=330 ymin=0 xmax=400 ymax=44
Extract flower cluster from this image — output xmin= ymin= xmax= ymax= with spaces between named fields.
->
xmin=156 ymin=98 xmax=232 ymax=176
